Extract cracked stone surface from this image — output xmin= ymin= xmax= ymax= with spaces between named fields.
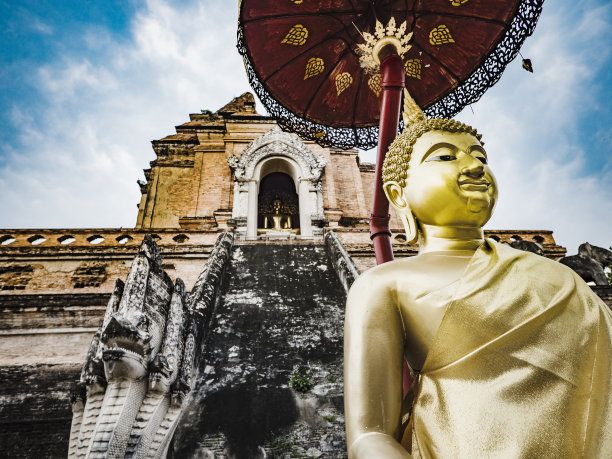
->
xmin=170 ymin=243 xmax=347 ymax=458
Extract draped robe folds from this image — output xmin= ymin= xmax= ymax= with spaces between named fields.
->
xmin=405 ymin=241 xmax=612 ymax=458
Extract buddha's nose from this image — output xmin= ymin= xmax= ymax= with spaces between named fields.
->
xmin=461 ymin=155 xmax=485 ymax=178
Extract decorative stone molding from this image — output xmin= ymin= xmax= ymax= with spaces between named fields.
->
xmin=228 ymin=126 xmax=326 ymax=183
xmin=0 ymin=229 xmax=223 ymax=249
xmin=187 ymin=231 xmax=234 ymax=325
xmin=324 ymin=231 xmax=360 ymax=293
xmin=213 ymin=210 xmax=233 ymax=230
xmin=324 ymin=209 xmax=344 ymax=228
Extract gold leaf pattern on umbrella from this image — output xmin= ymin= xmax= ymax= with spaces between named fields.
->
xmin=450 ymin=0 xmax=469 ymax=6
xmin=281 ymin=24 xmax=309 ymax=46
xmin=404 ymin=59 xmax=422 ymax=79
xmin=289 ymin=0 xmax=303 ymax=4
xmin=335 ymin=72 xmax=353 ymax=95
xmin=429 ymin=25 xmax=455 ymax=45
xmin=368 ymin=74 xmax=382 ymax=97
xmin=304 ymin=57 xmax=325 ymax=79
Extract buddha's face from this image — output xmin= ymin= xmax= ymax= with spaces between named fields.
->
xmin=386 ymin=130 xmax=498 ymax=229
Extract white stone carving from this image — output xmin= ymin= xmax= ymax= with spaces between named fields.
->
xmin=229 ymin=126 xmax=326 ymax=182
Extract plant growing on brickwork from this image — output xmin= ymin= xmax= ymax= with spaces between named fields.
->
xmin=289 ymin=368 xmax=314 ymax=392
xmin=322 ymin=414 xmax=337 ymax=423
xmin=267 ymin=437 xmax=292 ymax=454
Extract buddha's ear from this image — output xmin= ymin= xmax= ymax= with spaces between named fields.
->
xmin=384 ymin=181 xmax=419 ymax=244
xmin=383 ymin=181 xmax=408 ymax=211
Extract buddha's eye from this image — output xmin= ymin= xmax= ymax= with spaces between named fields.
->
xmin=474 ymin=156 xmax=487 ymax=164
xmin=426 ymin=151 xmax=456 ymax=162
xmin=427 ymin=154 xmax=456 ymax=162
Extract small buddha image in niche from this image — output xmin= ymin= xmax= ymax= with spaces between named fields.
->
xmin=266 ymin=197 xmax=292 ymax=230
xmin=343 ymin=93 xmax=612 ymax=458
xmin=258 ymin=172 xmax=299 ymax=233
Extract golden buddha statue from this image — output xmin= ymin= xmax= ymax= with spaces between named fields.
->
xmin=263 ymin=197 xmax=292 ymax=231
xmin=344 ymin=92 xmax=612 ymax=458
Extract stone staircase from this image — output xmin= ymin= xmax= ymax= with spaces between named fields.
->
xmin=170 ymin=243 xmax=348 ymax=458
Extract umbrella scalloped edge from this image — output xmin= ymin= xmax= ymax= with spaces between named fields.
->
xmin=237 ymin=0 xmax=544 ymax=150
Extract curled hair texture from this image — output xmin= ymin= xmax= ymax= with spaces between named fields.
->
xmin=382 ymin=119 xmax=482 ymax=187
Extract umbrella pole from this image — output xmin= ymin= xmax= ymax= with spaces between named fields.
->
xmin=370 ymin=53 xmax=405 ymax=265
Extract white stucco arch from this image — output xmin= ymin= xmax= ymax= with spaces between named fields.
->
xmin=228 ymin=127 xmax=326 ymax=239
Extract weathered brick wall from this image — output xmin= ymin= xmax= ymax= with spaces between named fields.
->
xmin=0 ymin=364 xmax=79 ymax=458
xmin=0 ymin=293 xmax=109 ymax=330
xmin=196 ymin=151 xmax=234 ymax=217
xmin=0 ymin=232 xmax=221 ymax=372
xmin=0 ymin=255 xmax=208 ymax=294
xmin=0 ymin=229 xmax=220 ymax=294
xmin=327 ymin=151 xmax=368 ymax=222
xmin=359 ymin=162 xmax=403 ymax=229
xmin=359 ymin=163 xmax=375 ymax=219
xmin=162 ymin=165 xmax=199 ymax=227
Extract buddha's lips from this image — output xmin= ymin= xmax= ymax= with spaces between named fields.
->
xmin=458 ymin=179 xmax=489 ymax=191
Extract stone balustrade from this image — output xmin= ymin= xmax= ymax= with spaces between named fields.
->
xmin=0 ymin=228 xmax=222 ymax=249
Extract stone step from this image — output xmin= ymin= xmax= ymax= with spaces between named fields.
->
xmin=171 ymin=243 xmax=348 ymax=458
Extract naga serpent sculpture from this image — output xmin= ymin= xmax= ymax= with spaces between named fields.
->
xmin=68 ymin=235 xmax=197 ymax=458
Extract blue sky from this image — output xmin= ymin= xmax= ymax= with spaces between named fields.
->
xmin=0 ymin=0 xmax=610 ymax=254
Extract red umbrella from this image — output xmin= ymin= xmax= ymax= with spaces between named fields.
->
xmin=238 ymin=0 xmax=544 ymax=263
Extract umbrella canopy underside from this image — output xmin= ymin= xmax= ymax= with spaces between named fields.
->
xmin=238 ymin=0 xmax=544 ymax=149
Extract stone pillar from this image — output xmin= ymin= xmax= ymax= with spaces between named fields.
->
xmin=316 ymin=182 xmax=324 ymax=216
xmin=299 ymin=179 xmax=312 ymax=237
xmin=246 ymin=180 xmax=258 ymax=239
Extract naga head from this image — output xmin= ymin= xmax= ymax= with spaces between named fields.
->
xmin=100 ymin=235 xmax=173 ymax=380
xmin=101 ymin=316 xmax=151 ymax=379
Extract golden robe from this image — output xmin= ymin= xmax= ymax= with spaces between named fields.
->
xmin=407 ymin=241 xmax=612 ymax=458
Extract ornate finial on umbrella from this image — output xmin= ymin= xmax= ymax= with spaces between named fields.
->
xmin=522 ymin=58 xmax=533 ymax=72
xmin=356 ymin=17 xmax=413 ymax=72
xmin=402 ymin=89 xmax=427 ymax=127
xmin=518 ymin=51 xmax=534 ymax=72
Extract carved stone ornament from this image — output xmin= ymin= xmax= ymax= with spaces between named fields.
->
xmin=68 ymin=235 xmax=195 ymax=458
xmin=227 ymin=154 xmax=240 ymax=171
xmin=228 ymin=126 xmax=326 ymax=183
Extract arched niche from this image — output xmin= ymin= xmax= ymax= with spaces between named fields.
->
xmin=258 ymin=172 xmax=300 ymax=231
xmin=228 ymin=127 xmax=326 ymax=239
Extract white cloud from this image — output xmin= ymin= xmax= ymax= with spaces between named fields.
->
xmin=29 ymin=16 xmax=53 ymax=35
xmin=0 ymin=0 xmax=254 ymax=229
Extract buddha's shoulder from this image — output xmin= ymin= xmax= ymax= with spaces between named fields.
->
xmin=493 ymin=242 xmax=575 ymax=280
xmin=362 ymin=257 xmax=424 ymax=277
xmin=349 ymin=258 xmax=423 ymax=294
